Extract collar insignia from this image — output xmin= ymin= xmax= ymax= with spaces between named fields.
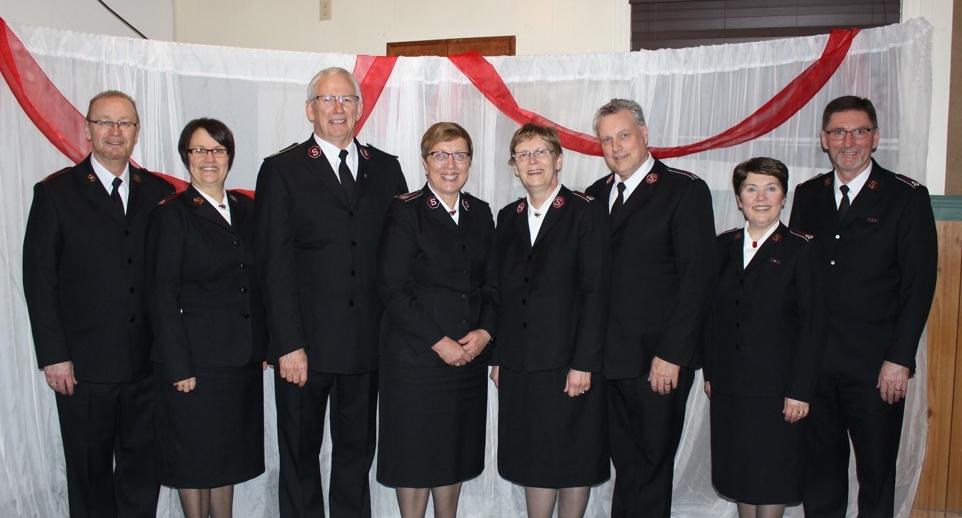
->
xmin=645 ymin=173 xmax=658 ymax=184
xmin=427 ymin=196 xmax=440 ymax=209
xmin=308 ymin=145 xmax=321 ymax=159
xmin=517 ymin=201 xmax=526 ymax=214
xmin=552 ymin=196 xmax=565 ymax=209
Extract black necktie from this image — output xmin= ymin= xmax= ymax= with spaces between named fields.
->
xmin=838 ymin=184 xmax=850 ymax=220
xmin=111 ymin=177 xmax=125 ymax=215
xmin=338 ymin=149 xmax=355 ymax=200
xmin=611 ymin=181 xmax=626 ymax=218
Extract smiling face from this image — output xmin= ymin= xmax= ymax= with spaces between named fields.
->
xmin=423 ymin=137 xmax=471 ymax=204
xmin=737 ymin=172 xmax=785 ymax=232
xmin=596 ymin=109 xmax=649 ymax=181
xmin=306 ymin=71 xmax=362 ymax=148
xmin=85 ymin=95 xmax=139 ymax=172
xmin=821 ymin=109 xmax=879 ymax=181
xmin=186 ymin=128 xmax=230 ymax=195
xmin=512 ymin=136 xmax=561 ymax=197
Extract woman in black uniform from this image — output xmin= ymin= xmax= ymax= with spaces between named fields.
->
xmin=491 ymin=123 xmax=610 ymax=518
xmin=376 ymin=122 xmax=497 ymax=518
xmin=704 ymin=157 xmax=826 ymax=518
xmin=146 ymin=118 xmax=266 ymax=518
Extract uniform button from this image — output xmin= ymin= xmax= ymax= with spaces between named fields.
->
xmin=129 ymin=287 xmax=135 ymax=293
xmin=352 ymin=241 xmax=357 ymax=247
xmin=348 ymin=211 xmax=355 ymax=217
xmin=527 ymin=255 xmax=533 ymax=261
xmin=240 ymin=287 xmax=248 ymax=293
xmin=738 ymin=278 xmax=744 ymax=284
xmin=349 ymin=300 xmax=355 ymax=307
xmin=123 ymin=230 xmax=130 ymax=236
xmin=351 ymin=270 xmax=356 ymax=277
xmin=830 ymin=260 xmax=836 ymax=266
xmin=461 ymin=294 xmax=467 ymax=299
xmin=735 ymin=344 xmax=740 ymax=351
xmin=522 ymin=322 xmax=527 ymax=328
xmin=243 ymin=312 xmax=250 ymax=318
xmin=233 ymin=240 xmax=240 ymax=246
xmin=521 ymin=299 xmax=526 ymax=305
xmin=126 ymin=258 xmax=133 ymax=264
xmin=127 ymin=316 xmax=136 ymax=323
xmin=835 ymin=234 xmax=840 ymax=240
xmin=461 ymin=244 xmax=467 ymax=251
xmin=735 ymin=322 xmax=740 ymax=328
xmin=240 ymin=263 xmax=248 ymax=269
xmin=461 ymin=319 xmax=468 ymax=325
xmin=734 ymin=299 xmax=739 ymax=305
xmin=524 ymin=277 xmax=529 ymax=283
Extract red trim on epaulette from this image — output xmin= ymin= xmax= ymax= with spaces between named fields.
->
xmin=895 ymin=174 xmax=921 ymax=188
xmin=790 ymin=229 xmax=814 ymax=241
xmin=227 ymin=190 xmax=253 ymax=202
xmin=397 ymin=190 xmax=422 ymax=202
xmin=41 ymin=166 xmax=73 ymax=184
xmin=158 ymin=192 xmax=179 ymax=205
xmin=605 ymin=174 xmax=615 ymax=185
xmin=572 ymin=191 xmax=594 ymax=202
xmin=266 ymin=142 xmax=298 ymax=159
xmin=667 ymin=168 xmax=700 ymax=181
xmin=720 ymin=227 xmax=741 ymax=237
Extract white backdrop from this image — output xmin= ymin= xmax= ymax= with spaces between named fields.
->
xmin=0 ymin=18 xmax=933 ymax=518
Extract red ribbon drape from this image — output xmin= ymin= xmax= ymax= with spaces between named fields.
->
xmin=352 ymin=55 xmax=398 ymax=135
xmin=0 ymin=15 xmax=858 ymax=173
xmin=447 ymin=28 xmax=858 ymax=158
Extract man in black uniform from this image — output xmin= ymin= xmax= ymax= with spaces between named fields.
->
xmin=255 ymin=67 xmax=407 ymax=518
xmin=585 ymin=98 xmax=716 ymax=518
xmin=789 ymin=96 xmax=937 ymax=518
xmin=23 ymin=90 xmax=174 ymax=517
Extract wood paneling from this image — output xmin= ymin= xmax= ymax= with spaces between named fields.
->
xmin=630 ymin=0 xmax=899 ymax=50
xmin=913 ymin=218 xmax=962 ymax=517
xmin=386 ymin=36 xmax=515 ymax=57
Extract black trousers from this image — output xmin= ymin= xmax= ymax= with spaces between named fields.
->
xmin=275 ymin=369 xmax=378 ymax=518
xmin=607 ymin=368 xmax=694 ymax=518
xmin=803 ymin=377 xmax=905 ymax=518
xmin=55 ymin=374 xmax=159 ymax=518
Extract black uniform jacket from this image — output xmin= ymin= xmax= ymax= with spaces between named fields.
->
xmin=703 ymin=224 xmax=827 ymax=400
xmin=23 ymin=156 xmax=175 ymax=383
xmin=254 ymin=136 xmax=407 ymax=372
xmin=494 ymin=186 xmax=610 ymax=373
xmin=145 ymin=186 xmax=268 ymax=383
xmin=585 ymin=159 xmax=717 ymax=379
xmin=788 ymin=160 xmax=938 ymax=380
xmin=377 ymin=185 xmax=497 ymax=367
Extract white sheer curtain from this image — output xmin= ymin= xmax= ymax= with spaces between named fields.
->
xmin=0 ymin=18 xmax=932 ymax=517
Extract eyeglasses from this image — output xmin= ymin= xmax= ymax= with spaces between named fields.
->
xmin=426 ymin=151 xmax=471 ymax=164
xmin=824 ymin=127 xmax=876 ymax=141
xmin=310 ymin=95 xmax=360 ymax=107
xmin=512 ymin=148 xmax=555 ymax=161
xmin=87 ymin=119 xmax=138 ymax=131
xmin=188 ymin=147 xmax=230 ymax=157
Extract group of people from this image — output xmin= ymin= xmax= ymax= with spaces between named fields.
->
xmin=21 ymin=64 xmax=937 ymax=518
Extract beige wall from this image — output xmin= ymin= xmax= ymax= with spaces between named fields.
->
xmin=172 ymin=0 xmax=631 ymax=55
xmin=0 ymin=0 xmax=173 ymax=40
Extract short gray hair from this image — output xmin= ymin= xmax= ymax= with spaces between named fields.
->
xmin=593 ymin=98 xmax=646 ymax=134
xmin=306 ymin=67 xmax=362 ymax=104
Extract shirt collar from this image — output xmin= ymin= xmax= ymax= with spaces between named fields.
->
xmin=835 ymin=160 xmax=872 ymax=200
xmin=90 ymin=155 xmax=130 ymax=193
xmin=615 ymin=152 xmax=655 ymax=200
xmin=528 ymin=183 xmax=563 ymax=216
xmin=313 ymin=134 xmax=356 ymax=173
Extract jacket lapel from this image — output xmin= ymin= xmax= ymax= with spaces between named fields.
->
xmin=421 ymin=187 xmax=459 ymax=234
xmin=612 ymin=165 xmax=661 ymax=232
xmin=532 ymin=187 xmax=569 ymax=248
xmin=744 ymin=223 xmax=785 ymax=273
xmin=842 ymin=167 xmax=883 ymax=226
xmin=77 ymin=159 xmax=126 ymax=224
xmin=513 ymin=199 xmax=533 ymax=249
xmin=185 ymin=185 xmax=234 ymax=232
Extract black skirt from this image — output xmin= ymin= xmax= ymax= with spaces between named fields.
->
xmin=154 ymin=362 xmax=265 ymax=488
xmin=710 ymin=391 xmax=806 ymax=504
xmin=376 ymin=357 xmax=488 ymax=487
xmin=497 ymin=365 xmax=609 ymax=488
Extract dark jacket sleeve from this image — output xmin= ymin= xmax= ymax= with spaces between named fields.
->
xmin=658 ymin=179 xmax=717 ymax=367
xmin=785 ymin=238 xmax=828 ymax=401
xmin=22 ymin=181 xmax=68 ymax=369
xmin=571 ymin=198 xmax=611 ymax=373
xmin=145 ymin=202 xmax=195 ymax=383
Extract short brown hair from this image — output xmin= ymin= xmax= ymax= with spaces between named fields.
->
xmin=732 ymin=157 xmax=788 ymax=194
xmin=420 ymin=122 xmax=473 ymax=159
xmin=508 ymin=123 xmax=562 ymax=166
